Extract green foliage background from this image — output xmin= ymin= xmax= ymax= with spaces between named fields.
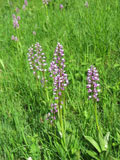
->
xmin=0 ymin=0 xmax=120 ymax=159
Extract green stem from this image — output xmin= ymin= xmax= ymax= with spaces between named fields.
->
xmin=94 ymin=102 xmax=99 ymax=132
xmin=60 ymin=95 xmax=66 ymax=147
xmin=16 ymin=29 xmax=23 ymax=55
xmin=45 ymin=4 xmax=49 ymax=21
xmin=63 ymin=91 xmax=66 ymax=144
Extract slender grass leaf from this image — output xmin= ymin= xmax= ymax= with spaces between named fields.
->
xmin=54 ymin=142 xmax=66 ymax=159
xmin=110 ymin=156 xmax=119 ymax=160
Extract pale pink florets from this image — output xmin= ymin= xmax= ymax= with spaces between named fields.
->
xmin=42 ymin=0 xmax=48 ymax=5
xmin=24 ymin=0 xmax=28 ymax=6
xmin=47 ymin=43 xmax=69 ymax=123
xmin=11 ymin=35 xmax=18 ymax=41
xmin=12 ymin=14 xmax=20 ymax=29
xmin=27 ymin=42 xmax=47 ymax=80
xmin=87 ymin=65 xmax=100 ymax=101
xmin=60 ymin=4 xmax=64 ymax=10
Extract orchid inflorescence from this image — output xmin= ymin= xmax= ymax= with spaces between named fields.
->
xmin=32 ymin=31 xmax=36 ymax=35
xmin=46 ymin=43 xmax=69 ymax=123
xmin=16 ymin=7 xmax=19 ymax=13
xmin=11 ymin=14 xmax=20 ymax=41
xmin=87 ymin=65 xmax=100 ymax=101
xmin=42 ymin=0 xmax=50 ymax=5
xmin=11 ymin=35 xmax=18 ymax=41
xmin=12 ymin=14 xmax=20 ymax=29
xmin=23 ymin=0 xmax=28 ymax=10
xmin=12 ymin=0 xmax=28 ymax=29
xmin=24 ymin=0 xmax=28 ymax=6
xmin=11 ymin=0 xmax=28 ymax=41
xmin=27 ymin=42 xmax=47 ymax=82
xmin=60 ymin=4 xmax=64 ymax=9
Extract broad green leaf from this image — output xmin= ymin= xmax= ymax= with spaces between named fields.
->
xmin=98 ymin=132 xmax=106 ymax=151
xmin=56 ymin=121 xmax=62 ymax=136
xmin=84 ymin=136 xmax=101 ymax=153
xmin=104 ymin=132 xmax=110 ymax=150
xmin=86 ymin=150 xmax=100 ymax=160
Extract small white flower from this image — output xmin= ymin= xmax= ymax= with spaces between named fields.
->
xmin=60 ymin=105 xmax=62 ymax=109
xmin=97 ymin=89 xmax=101 ymax=92
xmin=37 ymin=75 xmax=40 ymax=79
xmin=27 ymin=157 xmax=32 ymax=160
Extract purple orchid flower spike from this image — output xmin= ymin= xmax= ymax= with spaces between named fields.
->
xmin=27 ymin=42 xmax=47 ymax=82
xmin=47 ymin=43 xmax=69 ymax=123
xmin=87 ymin=65 xmax=100 ymax=101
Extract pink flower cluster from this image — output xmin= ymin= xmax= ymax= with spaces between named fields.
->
xmin=11 ymin=35 xmax=18 ymax=41
xmin=16 ymin=7 xmax=19 ymax=13
xmin=47 ymin=43 xmax=69 ymax=123
xmin=60 ymin=4 xmax=64 ymax=9
xmin=84 ymin=1 xmax=89 ymax=8
xmin=32 ymin=31 xmax=36 ymax=35
xmin=42 ymin=0 xmax=50 ymax=5
xmin=87 ymin=65 xmax=100 ymax=101
xmin=27 ymin=42 xmax=47 ymax=80
xmin=23 ymin=0 xmax=28 ymax=10
xmin=12 ymin=14 xmax=20 ymax=29
xmin=11 ymin=1 xmax=28 ymax=41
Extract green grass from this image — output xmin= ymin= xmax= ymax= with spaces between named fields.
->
xmin=0 ymin=0 xmax=120 ymax=159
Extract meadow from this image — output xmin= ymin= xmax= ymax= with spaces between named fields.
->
xmin=0 ymin=0 xmax=120 ymax=159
